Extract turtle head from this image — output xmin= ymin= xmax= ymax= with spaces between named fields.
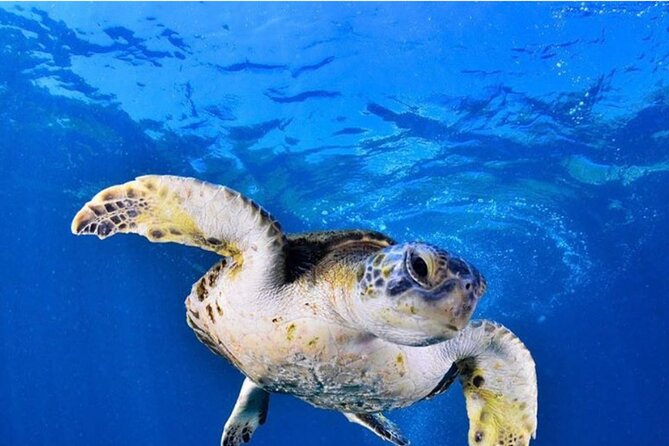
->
xmin=355 ymin=243 xmax=486 ymax=346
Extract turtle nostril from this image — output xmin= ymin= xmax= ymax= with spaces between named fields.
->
xmin=465 ymin=282 xmax=471 ymax=291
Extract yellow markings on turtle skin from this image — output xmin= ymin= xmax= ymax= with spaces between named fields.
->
xmin=395 ymin=353 xmax=406 ymax=377
xmin=379 ymin=308 xmax=404 ymax=327
xmin=361 ymin=285 xmax=376 ymax=298
xmin=286 ymin=323 xmax=297 ymax=341
xmin=323 ymin=264 xmax=358 ymax=289
xmin=397 ymin=302 xmax=417 ymax=316
xmin=71 ymin=177 xmax=245 ymax=269
xmin=307 ymin=337 xmax=320 ymax=348
xmin=462 ymin=369 xmax=534 ymax=446
xmin=134 ymin=185 xmax=200 ymax=240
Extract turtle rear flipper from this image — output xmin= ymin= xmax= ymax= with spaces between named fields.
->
xmin=222 ymin=378 xmax=270 ymax=446
xmin=442 ymin=320 xmax=538 ymax=446
xmin=71 ymin=175 xmax=286 ymax=288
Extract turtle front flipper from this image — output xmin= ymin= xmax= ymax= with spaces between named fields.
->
xmin=222 ymin=378 xmax=270 ymax=446
xmin=441 ymin=320 xmax=538 ymax=446
xmin=71 ymin=175 xmax=286 ymax=287
xmin=343 ymin=412 xmax=409 ymax=446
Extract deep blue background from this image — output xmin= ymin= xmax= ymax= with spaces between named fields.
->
xmin=1 ymin=2 xmax=668 ymax=445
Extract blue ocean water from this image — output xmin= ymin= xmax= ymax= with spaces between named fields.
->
xmin=1 ymin=2 xmax=668 ymax=445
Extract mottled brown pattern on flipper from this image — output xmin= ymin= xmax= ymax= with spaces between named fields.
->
xmin=285 ymin=230 xmax=395 ymax=282
xmin=448 ymin=321 xmax=537 ymax=446
xmin=71 ymin=176 xmax=287 ymax=282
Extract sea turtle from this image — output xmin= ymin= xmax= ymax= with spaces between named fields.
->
xmin=71 ymin=175 xmax=537 ymax=446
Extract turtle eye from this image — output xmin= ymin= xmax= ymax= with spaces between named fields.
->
xmin=407 ymin=252 xmax=430 ymax=286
